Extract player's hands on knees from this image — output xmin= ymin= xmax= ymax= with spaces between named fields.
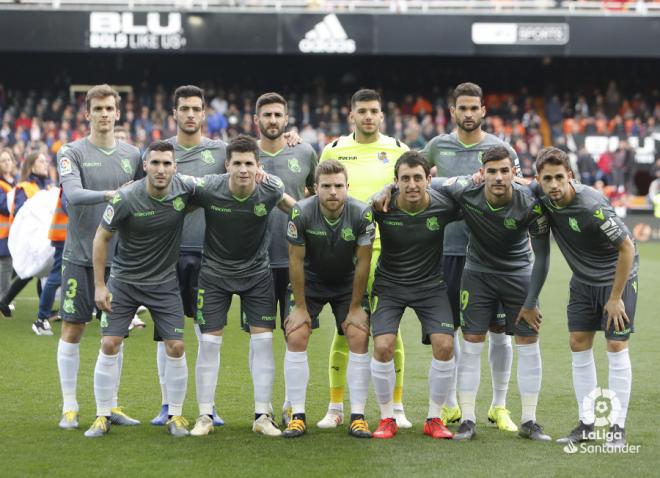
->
xmin=516 ymin=306 xmax=542 ymax=332
xmin=604 ymin=298 xmax=629 ymax=332
xmin=345 ymin=306 xmax=370 ymax=335
xmin=95 ymin=285 xmax=113 ymax=313
xmin=283 ymin=130 xmax=302 ymax=146
xmin=284 ymin=306 xmax=312 ymax=335
xmin=371 ymin=183 xmax=396 ymax=213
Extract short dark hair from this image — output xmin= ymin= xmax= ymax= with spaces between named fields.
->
xmin=85 ymin=84 xmax=120 ymax=112
xmin=256 ymin=92 xmax=287 ymax=114
xmin=535 ymin=147 xmax=572 ymax=174
xmin=226 ymin=134 xmax=259 ymax=163
xmin=453 ymin=82 xmax=483 ymax=105
xmin=146 ymin=140 xmax=175 ymax=157
xmin=394 ymin=151 xmax=430 ymax=178
xmin=173 ymin=85 xmax=205 ymax=109
xmin=315 ymin=159 xmax=347 ymax=183
xmin=351 ymin=89 xmax=381 ymax=109
xmin=482 ymin=145 xmax=514 ymax=167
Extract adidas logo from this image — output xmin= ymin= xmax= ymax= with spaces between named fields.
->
xmin=299 ymin=14 xmax=356 ymax=54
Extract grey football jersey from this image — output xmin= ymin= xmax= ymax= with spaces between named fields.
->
xmin=421 ymin=132 xmax=520 ymax=256
xmin=435 ymin=177 xmax=548 ymax=275
xmin=191 ymin=174 xmax=285 ymax=279
xmin=101 ymin=175 xmax=196 ymax=285
xmin=261 ymin=143 xmax=318 ymax=268
xmin=287 ymin=195 xmax=374 ymax=292
xmin=373 ymin=189 xmax=459 ymax=291
xmin=58 ymin=138 xmax=142 ymax=267
xmin=533 ymin=181 xmax=639 ymax=286
xmin=163 ymin=136 xmax=227 ymax=252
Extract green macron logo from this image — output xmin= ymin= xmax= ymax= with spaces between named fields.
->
xmin=533 ymin=204 xmax=542 ymax=216
xmin=341 ymin=227 xmax=355 ymax=241
xmin=121 ymin=158 xmax=132 ymax=174
xmin=291 ymin=208 xmax=300 ymax=220
xmin=504 ymin=218 xmax=517 ymax=230
xmin=569 ymin=217 xmax=581 ymax=232
xmin=364 ymin=210 xmax=373 ymax=222
xmin=426 ymin=217 xmax=440 ymax=231
xmin=632 ymin=280 xmax=638 ymax=293
xmin=173 ymin=197 xmax=185 ymax=212
xmin=594 ymin=208 xmax=605 ymax=221
xmin=111 ymin=193 xmax=121 ymax=205
xmin=288 ymin=158 xmax=301 ymax=173
xmin=254 ymin=203 xmax=267 ymax=217
xmin=201 ymin=150 xmax=215 ymax=165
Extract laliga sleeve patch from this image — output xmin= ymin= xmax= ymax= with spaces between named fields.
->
xmin=60 ymin=157 xmax=72 ymax=175
xmin=103 ymin=204 xmax=115 ymax=224
xmin=287 ymin=221 xmax=298 ymax=239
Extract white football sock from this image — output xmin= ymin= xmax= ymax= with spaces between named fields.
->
xmin=156 ymin=341 xmax=167 ymax=405
xmin=251 ymin=332 xmax=274 ymax=415
xmin=195 ymin=334 xmax=222 ymax=416
xmin=165 ymin=353 xmax=188 ymax=416
xmin=572 ymin=349 xmax=597 ymax=423
xmin=444 ymin=334 xmax=461 ymax=408
xmin=58 ymin=339 xmax=80 ymax=413
xmin=111 ymin=342 xmax=124 ymax=409
xmin=458 ymin=340 xmax=484 ymax=423
xmin=517 ymin=342 xmax=542 ymax=424
xmin=608 ymin=348 xmax=632 ymax=428
xmin=284 ymin=350 xmax=309 ymax=415
xmin=347 ymin=352 xmax=370 ymax=416
xmin=94 ymin=350 xmax=119 ymax=417
xmin=428 ymin=357 xmax=455 ymax=418
xmin=371 ymin=358 xmax=395 ymax=419
xmin=488 ymin=331 xmax=512 ymax=408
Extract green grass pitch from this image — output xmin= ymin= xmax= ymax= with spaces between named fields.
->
xmin=0 ymin=243 xmax=658 ymax=477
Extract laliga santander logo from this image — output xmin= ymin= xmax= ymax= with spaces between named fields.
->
xmin=582 ymin=387 xmax=621 ymax=428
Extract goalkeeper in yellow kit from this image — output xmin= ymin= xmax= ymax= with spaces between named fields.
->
xmin=318 ymin=89 xmax=411 ymax=429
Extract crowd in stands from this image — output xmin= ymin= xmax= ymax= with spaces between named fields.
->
xmin=0 ymin=81 xmax=658 ymax=197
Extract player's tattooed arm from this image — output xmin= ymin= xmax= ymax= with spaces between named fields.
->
xmin=277 ymin=193 xmax=296 ymax=215
xmin=604 ymin=236 xmax=635 ymax=332
xmin=285 ymin=244 xmax=312 ymax=335
xmin=344 ymin=244 xmax=372 ymax=338
xmin=92 ymin=226 xmax=114 ymax=313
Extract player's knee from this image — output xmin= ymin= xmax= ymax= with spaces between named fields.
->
xmin=60 ymin=321 xmax=85 ymax=343
xmin=569 ymin=332 xmax=594 ymax=351
xmin=165 ymin=340 xmax=185 ymax=358
xmin=101 ymin=336 xmax=123 ymax=355
xmin=344 ymin=328 xmax=369 ymax=354
xmin=285 ymin=328 xmax=310 ymax=352
xmin=373 ymin=335 xmax=395 ymax=362
xmin=606 ymin=339 xmax=628 ymax=353
xmin=430 ymin=333 xmax=454 ymax=361
xmin=463 ymin=333 xmax=486 ymax=344
xmin=514 ymin=335 xmax=538 ymax=345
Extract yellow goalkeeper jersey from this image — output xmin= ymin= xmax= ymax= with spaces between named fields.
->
xmin=320 ymin=132 xmax=409 ymax=204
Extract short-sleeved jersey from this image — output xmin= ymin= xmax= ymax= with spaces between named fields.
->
xmin=320 ymin=133 xmax=409 ymax=204
xmin=373 ymin=189 xmax=459 ymax=291
xmin=192 ymin=174 xmax=285 ymax=279
xmin=533 ymin=181 xmax=639 ymax=286
xmin=58 ymin=138 xmax=142 ymax=267
xmin=163 ymin=136 xmax=227 ymax=252
xmin=434 ymin=177 xmax=548 ymax=275
xmin=261 ymin=143 xmax=318 ymax=268
xmin=421 ymin=132 xmax=520 ymax=256
xmin=287 ymin=195 xmax=374 ymax=292
xmin=101 ymin=175 xmax=196 ymax=285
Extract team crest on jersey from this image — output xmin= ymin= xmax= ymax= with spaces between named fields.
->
xmin=426 ymin=217 xmax=440 ymax=231
xmin=288 ymin=158 xmax=302 ymax=173
xmin=287 ymin=221 xmax=298 ymax=239
xmin=201 ymin=150 xmax=215 ymax=165
xmin=59 ymin=157 xmax=72 ymax=176
xmin=341 ymin=227 xmax=355 ymax=241
xmin=377 ymin=152 xmax=389 ymax=164
xmin=504 ymin=218 xmax=517 ymax=230
xmin=254 ymin=203 xmax=267 ymax=217
xmin=103 ymin=205 xmax=115 ymax=224
xmin=121 ymin=158 xmax=132 ymax=174
xmin=569 ymin=217 xmax=581 ymax=232
xmin=173 ymin=197 xmax=185 ymax=212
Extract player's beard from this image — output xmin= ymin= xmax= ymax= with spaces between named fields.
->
xmin=458 ymin=117 xmax=482 ymax=133
xmin=259 ymin=122 xmax=284 ymax=141
xmin=178 ymin=120 xmax=202 ymax=135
